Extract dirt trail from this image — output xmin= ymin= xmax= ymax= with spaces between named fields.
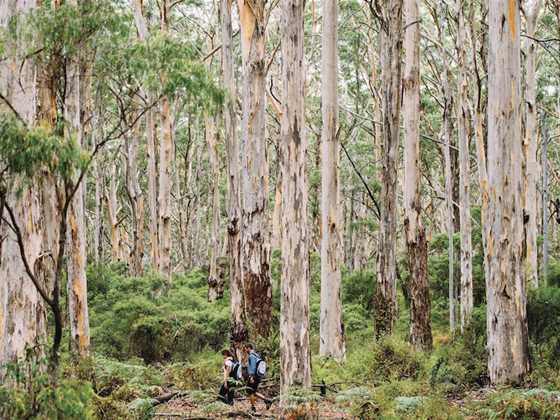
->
xmin=153 ymin=393 xmax=352 ymax=419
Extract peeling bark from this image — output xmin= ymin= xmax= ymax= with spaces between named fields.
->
xmin=456 ymin=0 xmax=473 ymax=331
xmin=0 ymin=0 xmax=48 ymax=369
xmin=374 ymin=0 xmax=402 ymax=338
xmin=279 ymin=0 xmax=311 ymax=395
xmin=486 ymin=0 xmax=530 ymax=384
xmin=64 ymin=18 xmax=90 ymax=356
xmin=522 ymin=0 xmax=542 ymax=289
xmin=158 ymin=1 xmax=173 ymax=280
xmin=319 ymin=0 xmax=345 ymax=361
xmin=126 ymin=124 xmax=146 ymax=276
xmin=403 ymin=0 xmax=432 ymax=351
xmin=238 ymin=0 xmax=272 ymax=336
xmin=206 ymin=112 xmax=223 ymax=301
xmin=221 ymin=0 xmax=247 ymax=346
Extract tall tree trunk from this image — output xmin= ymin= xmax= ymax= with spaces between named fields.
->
xmin=523 ymin=0 xmax=542 ymax=289
xmin=542 ymin=121 xmax=549 ymax=285
xmin=319 ymin=0 xmax=345 ymax=361
xmin=456 ymin=0 xmax=473 ymax=331
xmin=435 ymin=4 xmax=456 ymax=333
xmin=126 ymin=124 xmax=146 ymax=276
xmin=158 ymin=1 xmax=173 ymax=280
xmin=279 ymin=0 xmax=311 ymax=395
xmin=107 ymin=162 xmax=121 ymax=262
xmin=468 ymin=6 xmax=489 ymax=309
xmin=374 ymin=0 xmax=402 ymax=338
xmin=0 ymin=0 xmax=48 ymax=368
xmin=147 ymin=109 xmax=159 ymax=269
xmin=93 ymin=159 xmax=103 ymax=263
xmin=486 ymin=0 xmax=530 ymax=384
xmin=158 ymin=98 xmax=173 ymax=279
xmin=238 ymin=0 xmax=272 ymax=337
xmin=221 ymin=0 xmax=247 ymax=349
xmin=271 ymin=182 xmax=282 ymax=250
xmin=403 ymin=0 xmax=432 ymax=351
xmin=64 ymin=14 xmax=90 ymax=356
xmin=206 ymin=113 xmax=223 ymax=301
xmin=131 ymin=0 xmax=158 ymax=271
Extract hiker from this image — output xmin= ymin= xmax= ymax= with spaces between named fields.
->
xmin=244 ymin=343 xmax=272 ymax=412
xmin=218 ymin=349 xmax=240 ymax=405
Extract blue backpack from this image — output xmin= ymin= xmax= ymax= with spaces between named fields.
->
xmin=250 ymin=351 xmax=267 ymax=378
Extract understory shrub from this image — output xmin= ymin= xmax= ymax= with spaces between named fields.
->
xmin=370 ymin=336 xmax=425 ymax=384
xmin=0 ymin=358 xmax=95 ymax=419
xmin=471 ymin=388 xmax=560 ymax=420
xmin=88 ymin=265 xmax=229 ymax=362
xmin=527 ymin=286 xmax=560 ymax=369
xmin=430 ymin=306 xmax=488 ymax=390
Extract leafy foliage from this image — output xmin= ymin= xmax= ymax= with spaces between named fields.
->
xmin=0 ymin=116 xmax=87 ymax=186
xmin=88 ymin=265 xmax=230 ymax=363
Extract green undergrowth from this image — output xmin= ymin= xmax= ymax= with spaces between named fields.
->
xmin=3 ymin=263 xmax=560 ymax=418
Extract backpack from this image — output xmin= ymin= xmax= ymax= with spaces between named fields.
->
xmin=256 ymin=359 xmax=267 ymax=378
xmin=250 ymin=351 xmax=267 ymax=378
xmin=228 ymin=359 xmax=242 ymax=380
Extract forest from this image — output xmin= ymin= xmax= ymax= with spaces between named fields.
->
xmin=1 ymin=0 xmax=560 ymax=418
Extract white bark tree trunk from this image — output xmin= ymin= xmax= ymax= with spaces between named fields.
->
xmin=93 ymin=159 xmax=102 ymax=263
xmin=523 ymin=0 xmax=542 ymax=289
xmin=238 ymin=0 xmax=272 ymax=337
xmin=126 ymin=124 xmax=146 ymax=276
xmin=107 ymin=162 xmax=122 ymax=262
xmin=279 ymin=0 xmax=311 ymax=395
xmin=456 ymin=0 xmax=473 ymax=332
xmin=542 ymin=122 xmax=549 ymax=284
xmin=206 ymin=113 xmax=223 ymax=301
xmin=221 ymin=0 xmax=247 ymax=348
xmin=374 ymin=0 xmax=402 ymax=337
xmin=486 ymin=0 xmax=530 ymax=384
xmin=403 ymin=0 xmax=432 ymax=351
xmin=436 ymin=5 xmax=456 ymax=333
xmin=0 ymin=0 xmax=48 ymax=367
xmin=158 ymin=1 xmax=173 ymax=280
xmin=147 ymin=109 xmax=159 ymax=269
xmin=319 ymin=0 xmax=345 ymax=361
xmin=64 ymin=16 xmax=90 ymax=356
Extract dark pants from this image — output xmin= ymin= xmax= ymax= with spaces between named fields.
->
xmin=247 ymin=375 xmax=260 ymax=395
xmin=218 ymin=382 xmax=235 ymax=405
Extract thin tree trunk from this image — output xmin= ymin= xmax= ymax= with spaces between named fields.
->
xmin=403 ymin=0 xmax=432 ymax=351
xmin=107 ymin=162 xmax=121 ymax=262
xmin=238 ymin=0 xmax=272 ymax=337
xmin=486 ymin=0 xmax=530 ymax=384
xmin=147 ymin=109 xmax=159 ymax=269
xmin=523 ymin=0 xmax=542 ymax=289
xmin=280 ymin=0 xmax=311 ymax=395
xmin=158 ymin=97 xmax=173 ymax=279
xmin=64 ymin=16 xmax=90 ymax=356
xmin=542 ymin=121 xmax=549 ymax=285
xmin=271 ymin=182 xmax=282 ymax=250
xmin=158 ymin=1 xmax=173 ymax=280
xmin=206 ymin=112 xmax=223 ymax=301
xmin=221 ymin=0 xmax=247 ymax=349
xmin=374 ymin=0 xmax=402 ymax=338
xmin=435 ymin=5 xmax=456 ymax=333
xmin=93 ymin=159 xmax=102 ymax=263
xmin=467 ymin=6 xmax=489 ymax=308
xmin=456 ymin=0 xmax=473 ymax=331
xmin=319 ymin=0 xmax=345 ymax=361
xmin=126 ymin=124 xmax=146 ymax=276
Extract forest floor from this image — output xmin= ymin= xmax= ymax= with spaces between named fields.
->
xmin=154 ymin=395 xmax=352 ymax=419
